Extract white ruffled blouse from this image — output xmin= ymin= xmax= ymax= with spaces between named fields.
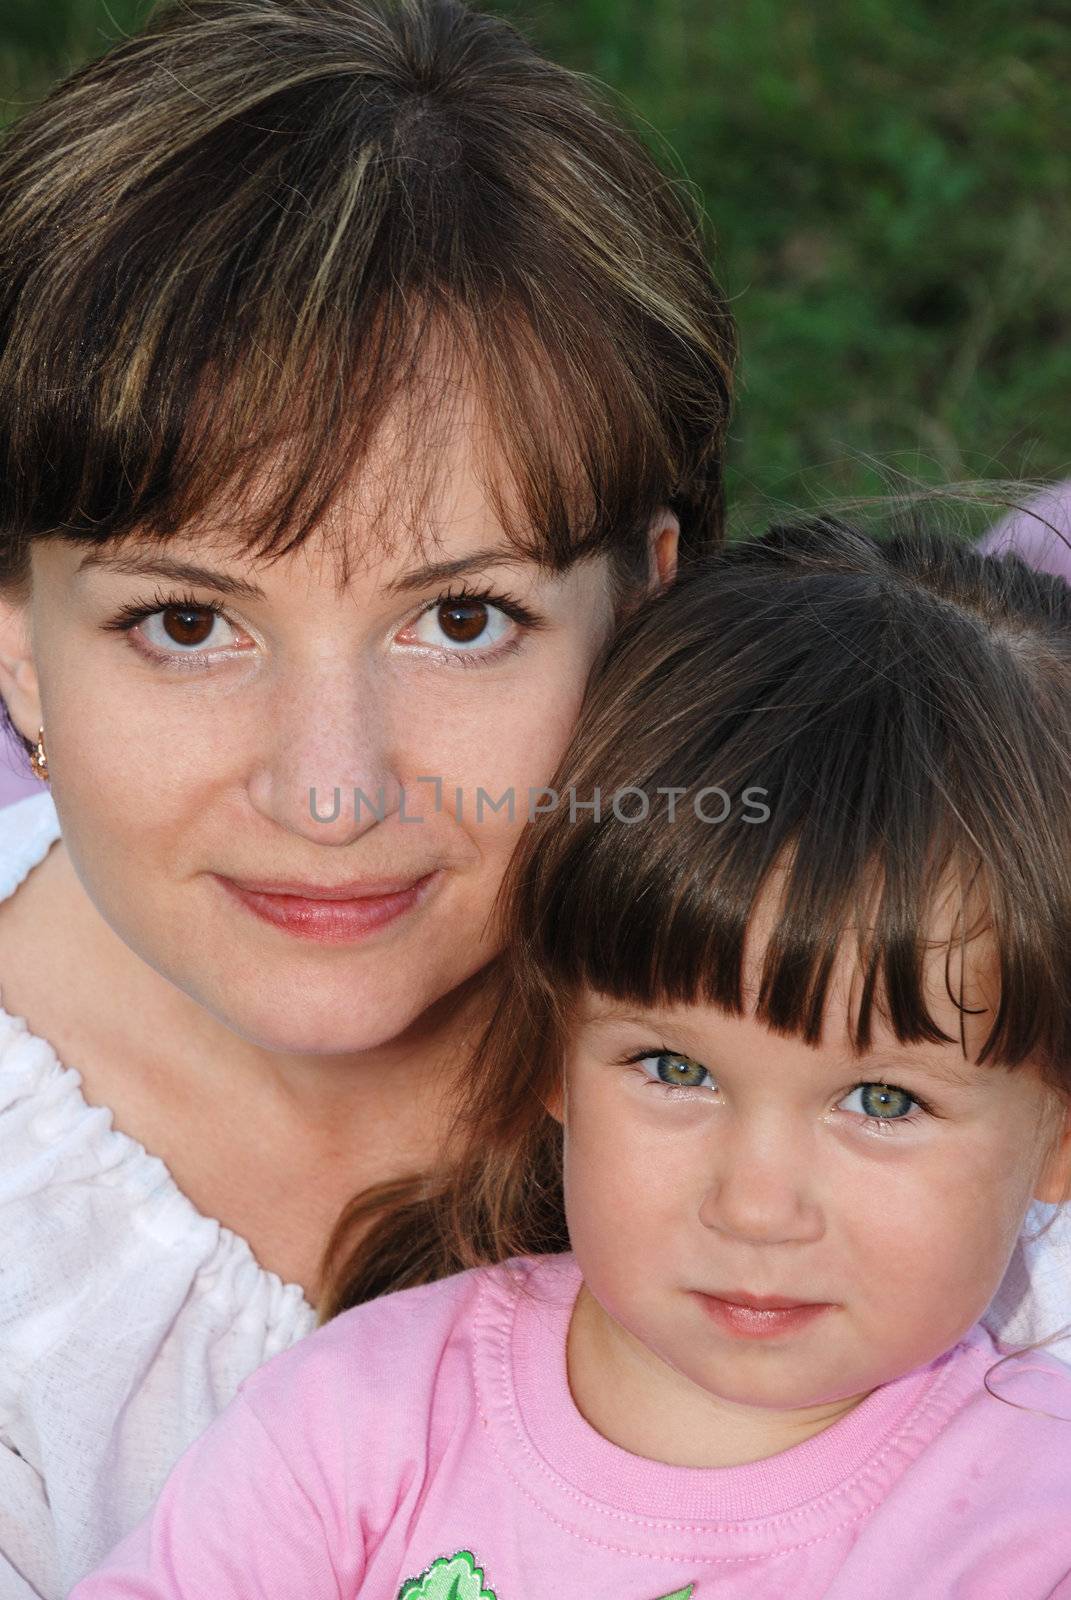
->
xmin=0 ymin=793 xmax=316 ymax=1599
xmin=0 ymin=791 xmax=1069 ymax=1597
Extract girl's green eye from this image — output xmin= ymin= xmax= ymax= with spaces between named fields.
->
xmin=644 ymin=1053 xmax=714 ymax=1089
xmin=843 ymin=1082 xmax=919 ymax=1121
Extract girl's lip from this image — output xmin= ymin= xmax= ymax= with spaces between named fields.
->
xmin=693 ymin=1292 xmax=832 ymax=1340
xmin=704 ymin=1289 xmax=824 ymax=1311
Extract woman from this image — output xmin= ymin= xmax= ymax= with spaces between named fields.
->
xmin=0 ymin=0 xmax=734 ymax=1591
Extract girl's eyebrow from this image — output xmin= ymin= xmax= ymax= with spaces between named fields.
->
xmin=76 ymin=546 xmax=543 ymax=600
xmin=858 ymin=1052 xmax=985 ymax=1089
xmin=579 ymin=1005 xmax=663 ymax=1029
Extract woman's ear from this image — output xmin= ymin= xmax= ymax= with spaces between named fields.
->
xmin=0 ymin=587 xmax=42 ymax=742
xmin=1033 ymin=1096 xmax=1071 ymax=1205
xmin=646 ymin=510 xmax=679 ymax=593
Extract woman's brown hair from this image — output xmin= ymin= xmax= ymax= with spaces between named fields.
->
xmin=0 ymin=0 xmax=736 ymax=754
xmin=323 ymin=516 xmax=1071 ymax=1316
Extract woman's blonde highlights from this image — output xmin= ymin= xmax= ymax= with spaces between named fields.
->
xmin=0 ymin=0 xmax=735 ymax=593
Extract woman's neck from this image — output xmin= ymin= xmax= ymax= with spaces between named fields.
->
xmin=0 ymin=836 xmax=492 ymax=1298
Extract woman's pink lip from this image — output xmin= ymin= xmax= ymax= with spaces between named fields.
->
xmin=215 ymin=872 xmax=440 ymax=943
xmin=217 ymin=873 xmax=434 ymax=900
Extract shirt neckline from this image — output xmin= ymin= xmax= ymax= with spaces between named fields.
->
xmin=475 ymin=1255 xmax=984 ymax=1549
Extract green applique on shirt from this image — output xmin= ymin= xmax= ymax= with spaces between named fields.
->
xmin=395 ymin=1552 xmax=694 ymax=1600
xmin=397 ymin=1551 xmax=497 ymax=1600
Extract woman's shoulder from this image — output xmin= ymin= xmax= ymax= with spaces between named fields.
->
xmin=0 ymin=945 xmax=317 ymax=1592
xmin=0 ymin=973 xmax=317 ymax=1375
xmin=0 ymin=790 xmax=61 ymax=901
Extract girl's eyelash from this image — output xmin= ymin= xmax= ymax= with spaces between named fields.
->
xmin=615 ymin=1046 xmax=933 ymax=1132
xmin=857 ymin=1090 xmax=931 ymax=1138
xmin=615 ymin=1046 xmax=713 ymax=1094
xmin=101 ymin=582 xmax=548 ymax=664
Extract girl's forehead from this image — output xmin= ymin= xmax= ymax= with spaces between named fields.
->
xmin=569 ymin=990 xmax=996 ymax=1092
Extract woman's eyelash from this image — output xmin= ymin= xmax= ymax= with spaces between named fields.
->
xmin=433 ymin=581 xmax=546 ymax=633
xmin=101 ymin=589 xmax=228 ymax=633
xmin=102 ymin=583 xmax=547 ymax=642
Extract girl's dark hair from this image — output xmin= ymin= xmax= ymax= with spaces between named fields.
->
xmin=322 ymin=516 xmax=1071 ymax=1316
xmin=0 ymin=0 xmax=736 ymax=754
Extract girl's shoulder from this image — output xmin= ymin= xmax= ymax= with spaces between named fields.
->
xmin=231 ymin=1255 xmax=573 ymax=1476
xmin=955 ymin=1320 xmax=1071 ymax=1427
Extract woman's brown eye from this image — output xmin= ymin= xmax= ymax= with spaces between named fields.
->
xmin=409 ymin=595 xmax=513 ymax=656
xmin=437 ymin=599 xmax=488 ymax=644
xmin=161 ymin=607 xmax=217 ymax=648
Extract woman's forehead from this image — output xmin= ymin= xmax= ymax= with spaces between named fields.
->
xmin=75 ymin=361 xmax=582 ymax=591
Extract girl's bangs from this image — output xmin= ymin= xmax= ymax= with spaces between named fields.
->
xmin=505 ymin=558 xmax=1071 ymax=1079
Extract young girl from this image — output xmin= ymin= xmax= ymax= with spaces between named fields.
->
xmin=72 ymin=520 xmax=1071 ymax=1599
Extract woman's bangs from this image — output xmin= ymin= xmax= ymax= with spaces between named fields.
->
xmin=16 ymin=252 xmax=667 ymax=587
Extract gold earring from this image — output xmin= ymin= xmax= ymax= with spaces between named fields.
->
xmin=29 ymin=727 xmax=48 ymax=783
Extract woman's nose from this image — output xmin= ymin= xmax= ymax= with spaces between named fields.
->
xmin=245 ymin=667 xmax=403 ymax=846
xmin=697 ymin=1118 xmax=825 ymax=1246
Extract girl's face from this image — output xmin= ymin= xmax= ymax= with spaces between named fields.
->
xmin=561 ymin=902 xmax=1071 ymax=1456
xmin=1 ymin=411 xmax=667 ymax=1055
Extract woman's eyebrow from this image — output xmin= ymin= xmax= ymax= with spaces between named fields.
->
xmin=76 ymin=551 xmax=266 ymax=601
xmin=76 ymin=546 xmax=544 ymax=600
xmin=385 ymin=548 xmax=544 ymax=595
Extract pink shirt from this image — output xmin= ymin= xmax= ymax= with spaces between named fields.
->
xmin=72 ymin=1255 xmax=1071 ymax=1600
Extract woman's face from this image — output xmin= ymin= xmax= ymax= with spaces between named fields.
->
xmin=2 ymin=409 xmax=672 ymax=1055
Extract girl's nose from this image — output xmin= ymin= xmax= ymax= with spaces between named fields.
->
xmin=697 ymin=1121 xmax=825 ymax=1247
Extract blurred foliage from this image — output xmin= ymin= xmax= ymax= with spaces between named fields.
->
xmin=2 ymin=0 xmax=1069 ymax=527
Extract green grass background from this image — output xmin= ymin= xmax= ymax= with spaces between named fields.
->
xmin=2 ymin=0 xmax=1068 ymax=528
